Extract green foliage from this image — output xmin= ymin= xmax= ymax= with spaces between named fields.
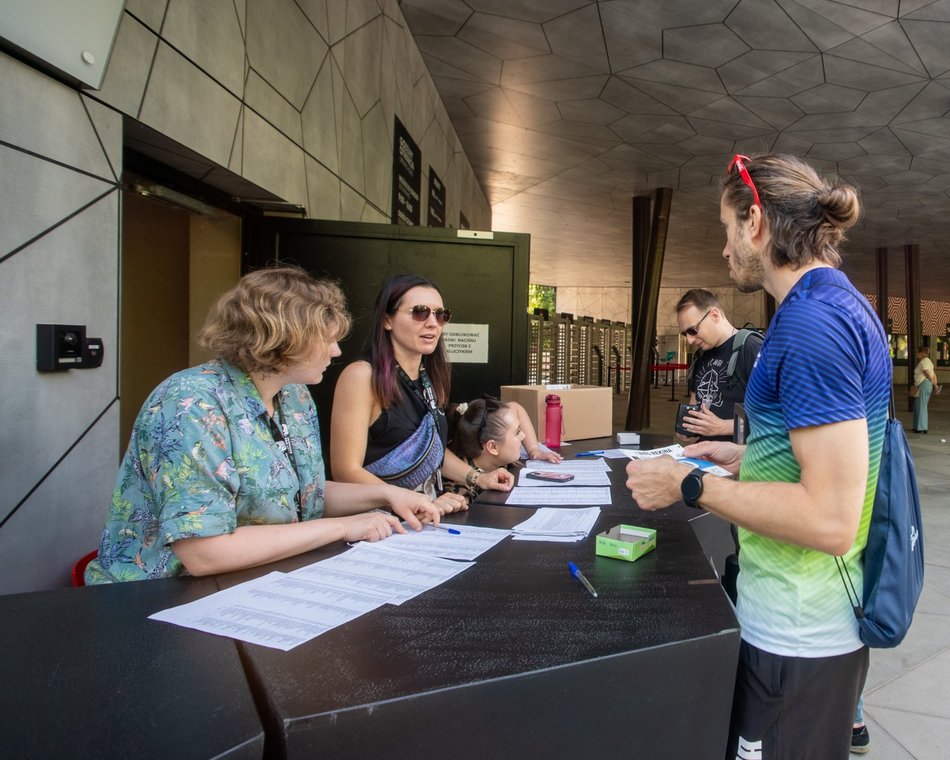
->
xmin=528 ymin=283 xmax=556 ymax=314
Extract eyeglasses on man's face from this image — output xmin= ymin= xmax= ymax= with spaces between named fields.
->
xmin=727 ymin=154 xmax=761 ymax=209
xmin=404 ymin=304 xmax=452 ymax=325
xmin=680 ymin=309 xmax=712 ymax=337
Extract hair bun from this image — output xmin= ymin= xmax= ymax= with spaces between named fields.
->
xmin=817 ymin=184 xmax=860 ymax=229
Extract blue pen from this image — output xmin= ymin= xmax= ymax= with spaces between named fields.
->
xmin=433 ymin=525 xmax=461 ymax=535
xmin=568 ymin=561 xmax=598 ymax=598
xmin=576 ymin=450 xmax=605 ymax=457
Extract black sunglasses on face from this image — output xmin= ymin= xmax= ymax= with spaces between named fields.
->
xmin=405 ymin=305 xmax=452 ymax=324
xmin=680 ymin=309 xmax=712 ymax=337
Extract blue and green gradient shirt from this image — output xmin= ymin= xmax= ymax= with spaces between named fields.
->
xmin=739 ymin=267 xmax=891 ymax=657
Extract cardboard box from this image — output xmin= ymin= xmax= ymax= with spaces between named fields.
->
xmin=596 ymin=524 xmax=657 ymax=562
xmin=499 ymin=384 xmax=612 ymax=442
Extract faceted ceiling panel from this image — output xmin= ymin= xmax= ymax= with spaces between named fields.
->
xmin=400 ymin=0 xmax=950 ymax=301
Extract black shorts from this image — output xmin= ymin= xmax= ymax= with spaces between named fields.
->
xmin=725 ymin=640 xmax=868 ymax=760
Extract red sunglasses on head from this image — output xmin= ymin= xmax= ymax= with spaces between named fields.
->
xmin=728 ymin=154 xmax=761 ymax=209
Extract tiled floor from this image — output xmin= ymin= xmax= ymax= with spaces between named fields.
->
xmin=613 ymin=381 xmax=950 ymax=758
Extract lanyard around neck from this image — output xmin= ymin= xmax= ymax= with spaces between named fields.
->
xmin=397 ymin=363 xmax=439 ymax=413
xmin=266 ymin=397 xmax=303 ymax=521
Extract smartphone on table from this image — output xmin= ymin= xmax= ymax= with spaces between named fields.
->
xmin=525 ymin=470 xmax=575 ymax=483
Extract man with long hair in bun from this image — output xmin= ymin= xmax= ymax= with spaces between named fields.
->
xmin=87 ymin=266 xmax=441 ymax=583
xmin=626 ymin=155 xmax=890 ymax=759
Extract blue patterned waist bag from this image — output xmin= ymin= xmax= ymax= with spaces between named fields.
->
xmin=366 ymin=412 xmax=444 ymax=490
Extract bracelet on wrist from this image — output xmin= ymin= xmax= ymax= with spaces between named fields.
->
xmin=465 ymin=466 xmax=484 ymax=487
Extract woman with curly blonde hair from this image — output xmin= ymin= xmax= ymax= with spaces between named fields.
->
xmin=86 ymin=266 xmax=440 ymax=583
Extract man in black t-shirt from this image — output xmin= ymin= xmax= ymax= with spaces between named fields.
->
xmin=676 ymin=288 xmax=763 ymax=442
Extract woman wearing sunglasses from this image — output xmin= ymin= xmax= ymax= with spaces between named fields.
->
xmin=445 ymin=397 xmax=561 ymax=497
xmin=331 ymin=274 xmax=514 ymax=514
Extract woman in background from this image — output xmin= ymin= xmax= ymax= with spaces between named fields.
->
xmin=912 ymin=345 xmax=940 ymax=434
xmin=331 ymin=274 xmax=513 ymax=512
xmin=86 ymin=266 xmax=440 ymax=583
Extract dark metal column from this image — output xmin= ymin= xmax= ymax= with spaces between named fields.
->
xmin=875 ymin=247 xmax=888 ymax=329
xmin=625 ymin=196 xmax=652 ymax=429
xmin=905 ymin=244 xmax=920 ymax=409
xmin=625 ymin=188 xmax=673 ymax=431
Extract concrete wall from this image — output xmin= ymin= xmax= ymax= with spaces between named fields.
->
xmin=557 ymin=285 xmax=767 ymax=332
xmin=0 ymin=0 xmax=490 ymax=594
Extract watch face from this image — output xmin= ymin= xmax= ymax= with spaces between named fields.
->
xmin=682 ymin=470 xmax=705 ymax=506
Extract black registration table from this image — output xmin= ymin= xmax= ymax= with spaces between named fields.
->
xmin=0 ymin=577 xmax=264 ymax=759
xmin=218 ymin=435 xmax=740 ymax=759
xmin=0 ymin=436 xmax=739 ymax=759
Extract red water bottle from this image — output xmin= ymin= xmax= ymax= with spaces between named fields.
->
xmin=545 ymin=394 xmax=563 ymax=448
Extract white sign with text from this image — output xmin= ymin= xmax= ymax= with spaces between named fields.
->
xmin=442 ymin=323 xmax=489 ymax=363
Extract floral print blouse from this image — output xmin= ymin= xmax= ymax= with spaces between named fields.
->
xmin=85 ymin=359 xmax=326 ymax=583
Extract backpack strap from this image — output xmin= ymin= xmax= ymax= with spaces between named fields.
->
xmin=686 ymin=348 xmax=703 ymax=386
xmin=798 ymin=273 xmax=894 ymax=418
xmin=687 ymin=328 xmax=764 ymax=390
xmin=726 ymin=328 xmax=764 ymax=388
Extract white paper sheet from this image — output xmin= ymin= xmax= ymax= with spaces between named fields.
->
xmin=510 ymin=532 xmax=587 ymax=543
xmin=573 ymin=448 xmax=631 ymax=459
xmin=676 ymin=458 xmax=732 ymax=477
xmin=149 ymin=571 xmax=391 ymax=651
xmin=510 ymin=506 xmax=601 ymax=542
xmin=623 ymin=445 xmax=731 ymax=476
xmin=379 ymin=523 xmax=511 ymax=560
xmin=290 ymin=541 xmax=474 ymax=604
xmin=516 ymin=469 xmax=611 ymax=487
xmin=505 ymin=486 xmax=612 ymax=506
xmin=623 ymin=444 xmax=685 ymax=460
xmin=524 ymin=458 xmax=610 ymax=472
xmin=150 ymin=537 xmax=480 ymax=650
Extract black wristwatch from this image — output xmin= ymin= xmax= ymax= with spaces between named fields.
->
xmin=680 ymin=469 xmax=707 ymax=509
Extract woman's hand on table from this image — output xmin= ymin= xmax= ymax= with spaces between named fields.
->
xmin=477 ymin=468 xmax=514 ymax=492
xmin=528 ymin=448 xmax=563 ymax=464
xmin=386 ymin=487 xmax=444 ymax=528
xmin=339 ymin=511 xmax=403 ymax=542
xmin=433 ymin=491 xmax=468 ymax=515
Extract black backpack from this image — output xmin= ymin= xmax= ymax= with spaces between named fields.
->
xmin=687 ymin=327 xmax=764 ymax=389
